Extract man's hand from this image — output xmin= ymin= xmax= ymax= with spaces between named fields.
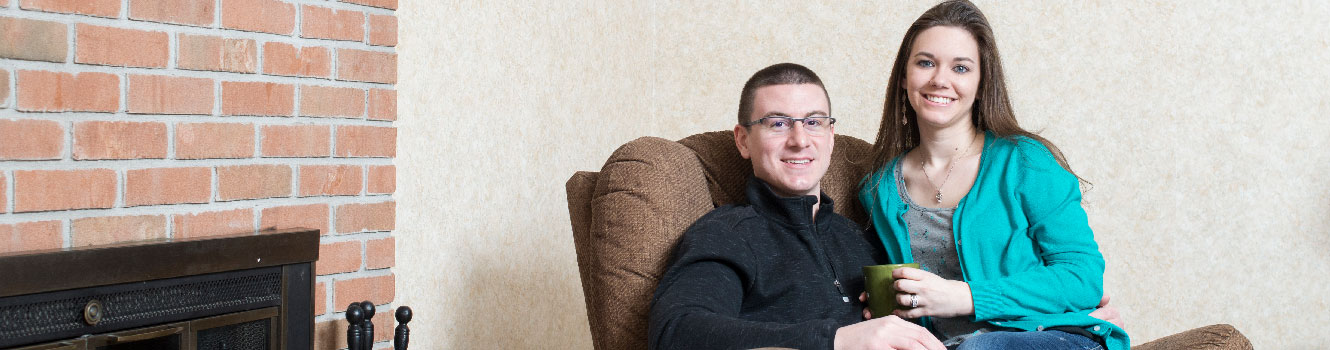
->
xmin=1088 ymin=295 xmax=1124 ymax=328
xmin=891 ymin=267 xmax=973 ymax=319
xmin=833 ymin=315 xmax=945 ymax=350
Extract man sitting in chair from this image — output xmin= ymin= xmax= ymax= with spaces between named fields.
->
xmin=647 ymin=63 xmax=947 ymax=350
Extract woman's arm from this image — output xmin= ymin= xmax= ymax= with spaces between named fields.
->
xmin=966 ymin=143 xmax=1106 ymax=321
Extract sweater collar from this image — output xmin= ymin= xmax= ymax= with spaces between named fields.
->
xmin=744 ymin=176 xmax=835 ymax=227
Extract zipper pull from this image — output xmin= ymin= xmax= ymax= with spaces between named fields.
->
xmin=833 ymin=279 xmax=848 ymax=302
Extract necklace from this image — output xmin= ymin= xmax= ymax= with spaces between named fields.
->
xmin=919 ymin=133 xmax=978 ymax=204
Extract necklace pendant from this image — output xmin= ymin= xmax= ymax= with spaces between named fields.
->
xmin=935 ymin=192 xmax=943 ymax=203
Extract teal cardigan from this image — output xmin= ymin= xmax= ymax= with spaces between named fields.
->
xmin=858 ymin=131 xmax=1129 ymax=350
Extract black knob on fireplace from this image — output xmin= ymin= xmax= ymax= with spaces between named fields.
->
xmin=83 ymin=299 xmax=104 ymax=326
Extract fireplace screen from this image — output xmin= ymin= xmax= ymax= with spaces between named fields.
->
xmin=0 ymin=229 xmax=318 ymax=350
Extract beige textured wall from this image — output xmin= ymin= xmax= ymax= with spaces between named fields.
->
xmin=397 ymin=1 xmax=1330 ymax=348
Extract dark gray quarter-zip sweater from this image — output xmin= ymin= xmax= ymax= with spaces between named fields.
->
xmin=648 ymin=177 xmax=885 ymax=350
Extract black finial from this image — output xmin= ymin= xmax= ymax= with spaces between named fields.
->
xmin=360 ymin=301 xmax=376 ymax=350
xmin=394 ymin=306 xmax=412 ymax=350
xmin=360 ymin=300 xmax=377 ymax=319
xmin=395 ymin=306 xmax=412 ymax=324
xmin=345 ymin=303 xmax=364 ymax=350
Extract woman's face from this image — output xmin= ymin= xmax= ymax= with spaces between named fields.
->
xmin=904 ymin=26 xmax=981 ymax=131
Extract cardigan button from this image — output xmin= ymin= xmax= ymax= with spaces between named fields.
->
xmin=1036 ymin=325 xmax=1045 ymax=331
xmin=1093 ymin=325 xmax=1102 ymax=331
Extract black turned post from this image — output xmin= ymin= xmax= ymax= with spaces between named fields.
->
xmin=360 ymin=300 xmax=376 ymax=350
xmin=345 ymin=303 xmax=364 ymax=350
xmin=394 ymin=306 xmax=412 ymax=350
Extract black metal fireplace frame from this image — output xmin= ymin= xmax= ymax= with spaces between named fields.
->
xmin=0 ymin=228 xmax=319 ymax=350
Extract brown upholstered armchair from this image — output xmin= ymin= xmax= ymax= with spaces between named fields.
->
xmin=565 ymin=130 xmax=1251 ymax=350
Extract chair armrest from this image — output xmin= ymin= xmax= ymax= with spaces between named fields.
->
xmin=1132 ymin=324 xmax=1252 ymax=350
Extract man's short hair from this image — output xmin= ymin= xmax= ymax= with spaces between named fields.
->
xmin=737 ymin=63 xmax=830 ymax=125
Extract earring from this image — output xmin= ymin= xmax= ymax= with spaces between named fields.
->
xmin=900 ymin=94 xmax=909 ymax=126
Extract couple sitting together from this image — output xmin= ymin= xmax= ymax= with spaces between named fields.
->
xmin=647 ymin=1 xmax=1128 ymax=349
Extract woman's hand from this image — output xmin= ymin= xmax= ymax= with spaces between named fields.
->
xmin=1088 ymin=295 xmax=1124 ymax=328
xmin=891 ymin=267 xmax=973 ymax=318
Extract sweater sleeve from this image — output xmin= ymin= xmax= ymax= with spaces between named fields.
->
xmin=648 ymin=217 xmax=841 ymax=350
xmin=968 ymin=142 xmax=1105 ymax=321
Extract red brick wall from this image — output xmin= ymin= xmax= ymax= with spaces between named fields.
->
xmin=1 ymin=1 xmax=397 ymax=349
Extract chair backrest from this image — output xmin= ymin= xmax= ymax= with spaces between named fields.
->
xmin=565 ymin=130 xmax=874 ymax=349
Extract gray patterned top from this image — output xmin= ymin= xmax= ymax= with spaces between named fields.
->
xmin=894 ymin=161 xmax=1005 ymax=345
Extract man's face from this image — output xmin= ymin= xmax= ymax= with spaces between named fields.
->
xmin=734 ymin=84 xmax=834 ymax=198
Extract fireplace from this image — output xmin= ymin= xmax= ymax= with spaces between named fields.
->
xmin=0 ymin=228 xmax=319 ymax=350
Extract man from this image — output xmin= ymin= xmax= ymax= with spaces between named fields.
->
xmin=647 ymin=63 xmax=947 ymax=350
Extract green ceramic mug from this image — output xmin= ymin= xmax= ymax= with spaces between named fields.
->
xmin=861 ymin=263 xmax=919 ymax=318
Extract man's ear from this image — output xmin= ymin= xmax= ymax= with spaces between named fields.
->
xmin=733 ymin=124 xmax=751 ymax=159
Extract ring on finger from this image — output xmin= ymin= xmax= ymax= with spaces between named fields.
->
xmin=910 ymin=294 xmax=918 ymax=308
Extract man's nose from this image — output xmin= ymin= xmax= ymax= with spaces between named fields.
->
xmin=786 ymin=122 xmax=811 ymax=148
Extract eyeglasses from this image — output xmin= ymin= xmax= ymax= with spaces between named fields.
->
xmin=742 ymin=116 xmax=836 ymax=135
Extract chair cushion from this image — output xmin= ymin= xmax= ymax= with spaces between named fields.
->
xmin=586 ymin=136 xmax=713 ymax=350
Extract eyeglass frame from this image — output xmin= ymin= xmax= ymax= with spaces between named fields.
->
xmin=740 ymin=115 xmax=837 ymax=135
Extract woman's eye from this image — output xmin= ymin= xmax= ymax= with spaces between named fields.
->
xmin=953 ymin=65 xmax=970 ymax=73
xmin=916 ymin=60 xmax=935 ymax=68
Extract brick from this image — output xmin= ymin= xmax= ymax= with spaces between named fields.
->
xmin=366 ymin=237 xmax=394 ymax=270
xmin=130 ymin=0 xmax=215 ymax=26
xmin=1 ymin=70 xmax=8 ymax=108
xmin=1 ymin=173 xmax=4 ymax=212
xmin=336 ymin=49 xmax=396 ymax=84
xmin=222 ymin=81 xmax=294 ymax=116
xmin=221 ymin=0 xmax=295 ymax=35
xmin=217 ymin=164 xmax=292 ymax=200
xmin=17 ymin=70 xmax=119 ymax=112
xmin=176 ymin=122 xmax=255 ymax=159
xmin=0 ymin=17 xmax=67 ymax=63
xmin=333 ymin=273 xmax=394 ymax=306
xmin=300 ymin=165 xmax=362 ymax=197
xmin=76 ymin=24 xmax=169 ymax=68
xmin=341 ymin=0 xmax=396 ymax=10
xmin=335 ymin=125 xmax=395 ymax=158
xmin=313 ymin=320 xmax=343 ymax=350
xmin=13 ymin=169 xmax=116 ymax=212
xmin=367 ymin=14 xmax=396 ymax=47
xmin=260 ymin=203 xmax=329 ymax=235
xmin=174 ymin=208 xmax=255 ymax=239
xmin=261 ymin=124 xmax=330 ymax=157
xmin=314 ymin=282 xmax=327 ymax=316
xmin=302 ymin=5 xmax=364 ymax=42
xmin=20 ymin=0 xmax=119 ymax=17
xmin=367 ymin=89 xmax=395 ymax=121
xmin=71 ymin=215 xmax=167 ymax=247
xmin=128 ymin=75 xmax=214 ymax=115
xmin=73 ymin=121 xmax=168 ymax=160
xmin=367 ymin=165 xmax=394 ymax=194
xmin=301 ymin=85 xmax=363 ymax=118
xmin=177 ymin=34 xmax=258 ymax=73
xmin=335 ymin=201 xmax=394 ymax=234
xmin=0 ymin=221 xmax=62 ymax=254
xmin=263 ymin=42 xmax=331 ymax=78
xmin=317 ymin=240 xmax=361 ymax=275
xmin=125 ymin=167 xmax=211 ymax=207
xmin=0 ymin=119 xmax=63 ymax=160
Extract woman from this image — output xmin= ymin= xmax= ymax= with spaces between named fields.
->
xmin=858 ymin=1 xmax=1128 ymax=349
